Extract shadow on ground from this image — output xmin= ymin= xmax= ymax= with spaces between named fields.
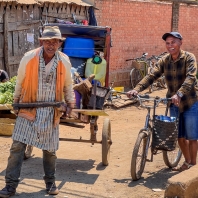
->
xmin=113 ymin=167 xmax=179 ymax=190
xmin=0 ymin=157 xmax=100 ymax=185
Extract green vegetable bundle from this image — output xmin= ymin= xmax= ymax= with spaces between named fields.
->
xmin=0 ymin=76 xmax=16 ymax=104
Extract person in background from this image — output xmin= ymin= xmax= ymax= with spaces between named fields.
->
xmin=0 ymin=69 xmax=9 ymax=82
xmin=0 ymin=26 xmax=75 ymax=197
xmin=127 ymin=32 xmax=198 ymax=172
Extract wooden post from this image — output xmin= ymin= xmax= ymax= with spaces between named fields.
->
xmin=0 ymin=4 xmax=5 ymax=70
xmin=4 ymin=4 xmax=10 ymax=75
xmin=171 ymin=2 xmax=180 ymax=31
xmin=104 ymin=27 xmax=111 ymax=87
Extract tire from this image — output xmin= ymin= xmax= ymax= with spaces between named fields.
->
xmin=162 ymin=141 xmax=182 ymax=168
xmin=102 ymin=118 xmax=111 ymax=166
xmin=131 ymin=132 xmax=148 ymax=180
xmin=130 ymin=68 xmax=143 ymax=89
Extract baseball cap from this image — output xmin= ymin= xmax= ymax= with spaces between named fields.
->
xmin=162 ymin=32 xmax=183 ymax=41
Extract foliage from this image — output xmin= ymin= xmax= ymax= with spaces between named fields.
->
xmin=0 ymin=76 xmax=17 ymax=104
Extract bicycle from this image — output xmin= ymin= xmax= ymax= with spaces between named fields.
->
xmin=126 ymin=52 xmax=149 ymax=89
xmin=131 ymin=95 xmax=182 ymax=181
xmin=126 ymin=52 xmax=167 ymax=93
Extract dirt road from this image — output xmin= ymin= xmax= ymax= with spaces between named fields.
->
xmin=0 ymin=88 xmax=183 ymax=198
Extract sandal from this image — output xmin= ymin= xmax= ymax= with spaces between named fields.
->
xmin=172 ymin=161 xmax=193 ymax=172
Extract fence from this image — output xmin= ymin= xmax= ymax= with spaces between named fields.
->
xmin=0 ymin=2 xmax=89 ymax=77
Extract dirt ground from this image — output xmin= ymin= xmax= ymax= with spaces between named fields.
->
xmin=0 ymin=87 xmax=184 ymax=198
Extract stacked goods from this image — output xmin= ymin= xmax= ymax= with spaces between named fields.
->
xmin=0 ymin=76 xmax=16 ymax=104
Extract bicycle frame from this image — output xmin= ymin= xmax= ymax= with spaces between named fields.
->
xmin=138 ymin=106 xmax=153 ymax=162
xmin=137 ymin=96 xmax=169 ymax=161
xmin=131 ymin=95 xmax=181 ymax=180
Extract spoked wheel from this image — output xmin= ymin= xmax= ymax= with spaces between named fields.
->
xmin=162 ymin=141 xmax=182 ymax=168
xmin=130 ymin=68 xmax=143 ymax=89
xmin=102 ymin=118 xmax=112 ymax=166
xmin=131 ymin=132 xmax=148 ymax=181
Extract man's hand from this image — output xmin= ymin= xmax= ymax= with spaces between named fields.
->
xmin=171 ymin=94 xmax=181 ymax=106
xmin=66 ymin=103 xmax=75 ymax=117
xmin=66 ymin=107 xmax=72 ymax=117
xmin=12 ymin=98 xmax=19 ymax=115
xmin=126 ymin=90 xmax=139 ymax=98
xmin=57 ymin=104 xmax=67 ymax=112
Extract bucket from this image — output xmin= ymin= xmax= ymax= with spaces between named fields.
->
xmin=63 ymin=37 xmax=94 ymax=58
xmin=74 ymin=90 xmax=81 ymax=109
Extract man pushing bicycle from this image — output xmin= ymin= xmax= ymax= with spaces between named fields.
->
xmin=127 ymin=32 xmax=198 ymax=172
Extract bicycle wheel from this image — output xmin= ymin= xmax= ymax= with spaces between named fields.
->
xmin=131 ymin=131 xmax=148 ymax=180
xmin=162 ymin=141 xmax=182 ymax=168
xmin=130 ymin=68 xmax=143 ymax=89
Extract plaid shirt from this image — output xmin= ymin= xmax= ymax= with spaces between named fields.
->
xmin=134 ymin=50 xmax=198 ymax=112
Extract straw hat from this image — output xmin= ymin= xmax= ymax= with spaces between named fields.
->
xmin=39 ymin=26 xmax=65 ymax=41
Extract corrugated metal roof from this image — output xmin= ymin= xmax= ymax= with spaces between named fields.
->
xmin=22 ymin=0 xmax=38 ymax=4
xmin=0 ymin=0 xmax=37 ymax=4
xmin=37 ymin=0 xmax=93 ymax=6
xmin=153 ymin=0 xmax=198 ymax=4
xmin=0 ymin=0 xmax=94 ymax=5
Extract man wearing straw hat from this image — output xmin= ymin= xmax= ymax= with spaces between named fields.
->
xmin=127 ymin=32 xmax=198 ymax=172
xmin=0 ymin=26 xmax=75 ymax=197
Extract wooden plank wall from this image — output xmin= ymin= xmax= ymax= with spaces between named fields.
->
xmin=3 ymin=3 xmax=41 ymax=77
xmin=0 ymin=5 xmax=4 ymax=70
xmin=0 ymin=2 xmax=88 ymax=77
xmin=42 ymin=3 xmax=88 ymax=24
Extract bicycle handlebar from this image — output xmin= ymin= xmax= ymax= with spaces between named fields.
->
xmin=126 ymin=52 xmax=167 ymax=62
xmin=126 ymin=57 xmax=147 ymax=62
xmin=126 ymin=52 xmax=148 ymax=61
xmin=109 ymin=90 xmax=172 ymax=104
xmin=136 ymin=95 xmax=172 ymax=109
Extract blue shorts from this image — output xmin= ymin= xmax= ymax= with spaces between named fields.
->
xmin=170 ymin=101 xmax=198 ymax=140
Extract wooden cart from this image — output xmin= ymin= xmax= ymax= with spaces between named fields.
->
xmin=59 ymin=79 xmax=112 ymax=166
xmin=52 ymin=23 xmax=113 ymax=166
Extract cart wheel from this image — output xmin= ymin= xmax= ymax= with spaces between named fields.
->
xmin=102 ymin=118 xmax=111 ymax=166
xmin=24 ymin=145 xmax=34 ymax=160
